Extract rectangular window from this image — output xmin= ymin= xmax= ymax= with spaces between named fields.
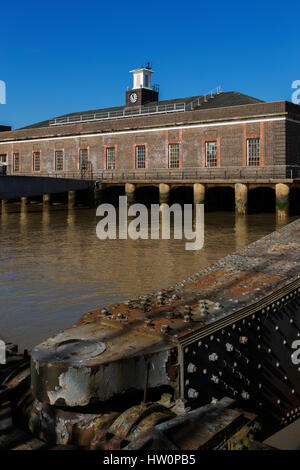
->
xmin=0 ymin=154 xmax=7 ymax=163
xmin=55 ymin=150 xmax=64 ymax=171
xmin=135 ymin=145 xmax=146 ymax=168
xmin=168 ymin=143 xmax=180 ymax=168
xmin=13 ymin=153 xmax=20 ymax=172
xmin=33 ymin=151 xmax=41 ymax=171
xmin=106 ymin=147 xmax=115 ymax=170
xmin=205 ymin=141 xmax=218 ymax=167
xmin=247 ymin=138 xmax=260 ymax=166
xmin=79 ymin=148 xmax=88 ymax=170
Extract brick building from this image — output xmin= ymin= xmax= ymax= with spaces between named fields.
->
xmin=0 ymin=66 xmax=300 ymax=216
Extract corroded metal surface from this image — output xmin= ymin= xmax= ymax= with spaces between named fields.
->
xmin=28 ymin=400 xmax=119 ymax=446
xmin=90 ymin=402 xmax=176 ymax=450
xmin=31 ymin=322 xmax=173 ymax=406
xmin=124 ymin=397 xmax=258 ymax=450
xmin=31 ymin=220 xmax=300 ymax=418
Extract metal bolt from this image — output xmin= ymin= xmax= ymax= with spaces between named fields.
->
xmin=211 ymin=375 xmax=219 ymax=384
xmin=239 ymin=336 xmax=248 ymax=344
xmin=209 ymin=353 xmax=218 ymax=362
xmin=161 ymin=324 xmax=170 ymax=333
xmin=187 ymin=363 xmax=197 ymax=373
xmin=188 ymin=388 xmax=199 ymax=399
xmin=184 ymin=314 xmax=192 ymax=322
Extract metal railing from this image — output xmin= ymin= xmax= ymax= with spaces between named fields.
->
xmin=188 ymin=86 xmax=222 ymax=110
xmin=48 ymin=86 xmax=223 ymax=126
xmin=49 ymin=102 xmax=187 ymax=126
xmin=5 ymin=165 xmax=300 ymax=182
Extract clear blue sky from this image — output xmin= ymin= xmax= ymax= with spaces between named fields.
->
xmin=0 ymin=0 xmax=299 ymax=129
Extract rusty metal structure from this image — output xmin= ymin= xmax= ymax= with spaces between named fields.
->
xmin=0 ymin=345 xmax=263 ymax=450
xmin=25 ymin=219 xmax=300 ymax=448
xmin=2 ymin=220 xmax=300 ymax=449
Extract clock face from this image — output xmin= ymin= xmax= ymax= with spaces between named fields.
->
xmin=130 ymin=92 xmax=138 ymax=104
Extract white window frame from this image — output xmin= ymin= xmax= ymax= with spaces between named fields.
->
xmin=168 ymin=143 xmax=180 ymax=168
xmin=33 ymin=151 xmax=41 ymax=172
xmin=247 ymin=138 xmax=260 ymax=166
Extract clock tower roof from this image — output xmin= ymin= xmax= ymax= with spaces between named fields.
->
xmin=129 ymin=67 xmax=155 ymax=74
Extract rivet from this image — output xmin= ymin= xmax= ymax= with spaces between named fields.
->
xmin=188 ymin=388 xmax=199 ymax=399
xmin=187 ymin=363 xmax=197 ymax=373
xmin=208 ymin=353 xmax=218 ymax=362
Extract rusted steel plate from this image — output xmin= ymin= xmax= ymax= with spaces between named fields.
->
xmin=31 ymin=220 xmax=300 ymax=407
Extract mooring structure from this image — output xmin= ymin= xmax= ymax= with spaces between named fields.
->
xmin=27 ymin=219 xmax=300 ymax=446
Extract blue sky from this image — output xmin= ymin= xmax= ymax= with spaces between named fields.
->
xmin=0 ymin=1 xmax=299 ymax=129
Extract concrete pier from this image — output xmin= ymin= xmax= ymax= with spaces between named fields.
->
xmin=21 ymin=196 xmax=29 ymax=206
xmin=43 ymin=194 xmax=51 ymax=206
xmin=159 ymin=183 xmax=170 ymax=204
xmin=235 ymin=183 xmax=248 ymax=215
xmin=275 ymin=183 xmax=290 ymax=220
xmin=68 ymin=190 xmax=76 ymax=208
xmin=193 ymin=183 xmax=205 ymax=206
xmin=1 ymin=199 xmax=8 ymax=210
xmin=125 ymin=183 xmax=135 ymax=204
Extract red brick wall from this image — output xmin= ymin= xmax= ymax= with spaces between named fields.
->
xmin=0 ymin=101 xmax=299 ymax=174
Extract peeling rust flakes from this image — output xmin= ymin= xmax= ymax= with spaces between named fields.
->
xmin=225 ymin=272 xmax=282 ymax=297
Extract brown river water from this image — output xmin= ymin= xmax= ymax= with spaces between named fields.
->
xmin=0 ymin=204 xmax=296 ymax=351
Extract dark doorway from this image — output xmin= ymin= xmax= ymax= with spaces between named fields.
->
xmin=205 ymin=186 xmax=235 ymax=212
xmin=248 ymin=187 xmax=275 ymax=214
xmin=170 ymin=186 xmax=193 ymax=205
xmin=135 ymin=186 xmax=159 ymax=206
xmin=102 ymin=186 xmax=125 ymax=206
xmin=290 ymin=187 xmax=300 ymax=216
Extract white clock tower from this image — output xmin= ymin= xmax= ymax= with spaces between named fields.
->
xmin=126 ymin=63 xmax=159 ymax=106
xmin=130 ymin=65 xmax=154 ymax=90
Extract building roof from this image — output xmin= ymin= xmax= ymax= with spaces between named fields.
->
xmin=0 ymin=125 xmax=11 ymax=132
xmin=20 ymin=91 xmax=263 ymax=130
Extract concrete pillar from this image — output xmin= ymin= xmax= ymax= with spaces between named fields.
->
xmin=235 ymin=215 xmax=248 ymax=251
xmin=193 ymin=183 xmax=205 ymax=206
xmin=68 ymin=190 xmax=76 ymax=208
xmin=21 ymin=197 xmax=29 ymax=206
xmin=275 ymin=183 xmax=290 ymax=220
xmin=159 ymin=183 xmax=170 ymax=204
xmin=125 ymin=183 xmax=135 ymax=204
xmin=43 ymin=194 xmax=51 ymax=206
xmin=1 ymin=199 xmax=8 ymax=210
xmin=235 ymin=183 xmax=248 ymax=215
